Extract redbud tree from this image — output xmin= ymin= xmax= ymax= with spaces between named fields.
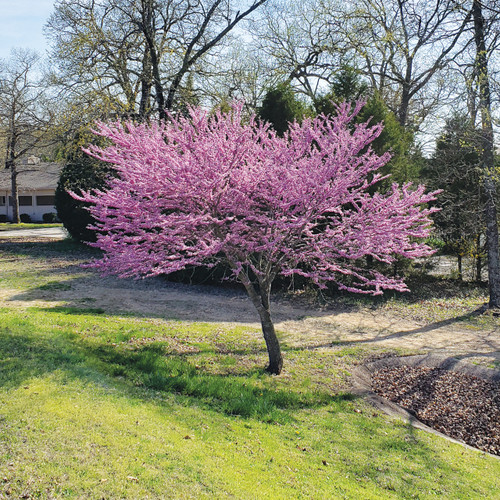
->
xmin=75 ymin=102 xmax=438 ymax=375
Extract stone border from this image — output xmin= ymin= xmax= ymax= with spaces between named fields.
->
xmin=351 ymin=354 xmax=500 ymax=459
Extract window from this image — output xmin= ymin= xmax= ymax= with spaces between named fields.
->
xmin=36 ymin=195 xmax=56 ymax=206
xmin=20 ymin=196 xmax=33 ymax=206
xmin=9 ymin=196 xmax=32 ymax=206
xmin=0 ymin=196 xmax=5 ymax=206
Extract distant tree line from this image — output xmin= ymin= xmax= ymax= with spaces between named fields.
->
xmin=2 ymin=0 xmax=500 ymax=304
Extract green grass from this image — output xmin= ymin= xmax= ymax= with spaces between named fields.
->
xmin=0 ymin=223 xmax=63 ymax=231
xmin=0 ymin=240 xmax=499 ymax=498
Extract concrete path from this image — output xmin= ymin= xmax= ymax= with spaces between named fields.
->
xmin=0 ymin=227 xmax=68 ymax=239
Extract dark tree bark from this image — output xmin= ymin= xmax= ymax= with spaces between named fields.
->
xmin=164 ymin=0 xmax=269 ymax=113
xmin=398 ymin=81 xmax=412 ymax=128
xmin=472 ymin=0 xmax=500 ymax=307
xmin=238 ymin=270 xmax=283 ymax=375
xmin=255 ymin=304 xmax=283 ymax=375
xmin=476 ymin=233 xmax=482 ymax=282
xmin=6 ymin=148 xmax=20 ymax=224
xmin=10 ymin=168 xmax=19 ymax=224
xmin=138 ymin=46 xmax=153 ymax=119
xmin=139 ymin=0 xmax=166 ymax=121
xmin=5 ymin=129 xmax=20 ymax=223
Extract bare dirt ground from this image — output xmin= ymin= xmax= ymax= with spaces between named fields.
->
xmin=1 ymin=236 xmax=498 ymax=367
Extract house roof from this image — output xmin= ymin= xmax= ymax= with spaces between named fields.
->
xmin=0 ymin=162 xmax=62 ymax=192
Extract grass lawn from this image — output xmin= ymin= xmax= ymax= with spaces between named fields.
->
xmin=0 ymin=239 xmax=499 ymax=498
xmin=0 ymin=223 xmax=62 ymax=231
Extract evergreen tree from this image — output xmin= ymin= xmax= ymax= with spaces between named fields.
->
xmin=258 ymin=82 xmax=309 ymax=135
xmin=424 ymin=113 xmax=483 ymax=279
xmin=315 ymin=68 xmax=418 ymax=190
xmin=55 ymin=133 xmax=114 ymax=242
xmin=359 ymin=95 xmax=418 ymax=187
xmin=314 ymin=66 xmax=368 ymax=115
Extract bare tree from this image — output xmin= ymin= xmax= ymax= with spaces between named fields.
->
xmin=471 ymin=0 xmax=500 ymax=306
xmin=0 ymin=49 xmax=54 ymax=223
xmin=46 ymin=0 xmax=150 ymax=118
xmin=321 ymin=0 xmax=472 ymax=129
xmin=46 ymin=0 xmax=270 ymax=121
xmin=251 ymin=0 xmax=344 ymax=100
xmin=196 ymin=46 xmax=275 ymax=111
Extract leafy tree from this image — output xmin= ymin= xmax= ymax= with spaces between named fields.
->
xmin=73 ymin=103 xmax=438 ymax=374
xmin=424 ymin=113 xmax=483 ymax=279
xmin=258 ymin=82 xmax=309 ymax=136
xmin=315 ymin=69 xmax=417 ymax=188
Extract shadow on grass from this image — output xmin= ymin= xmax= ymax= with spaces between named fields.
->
xmin=0 ymin=324 xmax=83 ymax=388
xmin=3 ymin=239 xmax=494 ymax=332
xmin=0 ymin=237 xmax=95 ymax=256
xmin=12 ymin=272 xmax=489 ymax=342
xmin=47 ymin=305 xmax=108 ymax=315
xmin=0 ymin=319 xmax=355 ymax=424
xmin=1 ymin=238 xmax=490 ymax=301
xmin=344 ymin=308 xmax=485 ymax=343
xmin=279 ymin=308 xmax=489 ymax=352
xmin=1 ymin=327 xmax=481 ymax=498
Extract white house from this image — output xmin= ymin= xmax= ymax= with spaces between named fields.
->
xmin=0 ymin=157 xmax=62 ymax=222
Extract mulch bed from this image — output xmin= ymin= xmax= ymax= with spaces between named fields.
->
xmin=371 ymin=366 xmax=500 ymax=456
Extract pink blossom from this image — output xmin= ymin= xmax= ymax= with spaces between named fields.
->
xmin=72 ymin=102 xmax=439 ymax=374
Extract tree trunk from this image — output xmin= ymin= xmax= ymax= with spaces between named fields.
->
xmin=476 ymin=233 xmax=482 ymax=282
xmin=140 ymin=0 xmax=166 ymax=121
xmin=457 ymin=254 xmax=463 ymax=281
xmin=6 ymin=130 xmax=19 ymax=223
xmin=257 ymin=306 xmax=283 ymax=375
xmin=472 ymin=0 xmax=500 ymax=307
xmin=149 ymin=43 xmax=166 ymax=121
xmin=9 ymin=161 xmax=19 ymax=224
xmin=165 ymin=73 xmax=184 ymax=112
xmin=398 ymin=81 xmax=411 ymax=128
xmin=238 ymin=270 xmax=283 ymax=374
xmin=139 ymin=46 xmax=152 ymax=119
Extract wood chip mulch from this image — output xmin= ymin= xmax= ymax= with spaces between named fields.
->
xmin=371 ymin=366 xmax=500 ymax=456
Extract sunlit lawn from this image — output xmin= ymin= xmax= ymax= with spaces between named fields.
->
xmin=0 ymin=223 xmax=62 ymax=231
xmin=0 ymin=239 xmax=499 ymax=498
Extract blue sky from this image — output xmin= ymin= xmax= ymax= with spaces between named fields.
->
xmin=0 ymin=0 xmax=55 ymax=59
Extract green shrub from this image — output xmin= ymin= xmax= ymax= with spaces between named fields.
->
xmin=20 ymin=213 xmax=31 ymax=223
xmin=55 ymin=155 xmax=114 ymax=242
xmin=42 ymin=212 xmax=58 ymax=223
